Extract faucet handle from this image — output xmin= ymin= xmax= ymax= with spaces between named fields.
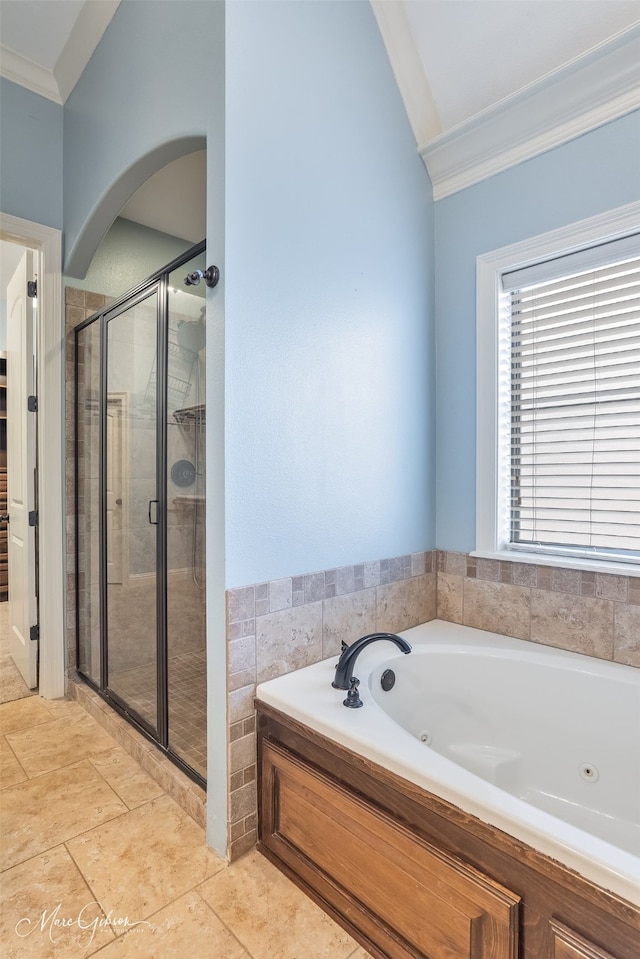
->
xmin=343 ymin=677 xmax=363 ymax=709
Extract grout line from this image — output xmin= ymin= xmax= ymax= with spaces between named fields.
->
xmin=2 ymin=799 xmax=133 ymax=876
xmin=62 ymin=840 xmax=118 ymax=953
xmin=0 ymin=733 xmax=30 ymax=786
xmin=192 ymin=884 xmax=259 ymax=959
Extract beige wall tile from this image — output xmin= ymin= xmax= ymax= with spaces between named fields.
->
xmin=229 ymin=733 xmax=256 ymax=775
xmin=255 ymin=602 xmax=323 ymax=683
xmin=229 ymin=829 xmax=258 ymax=860
xmin=436 ymin=572 xmax=463 ymax=623
xmin=595 ymin=573 xmax=628 ymax=602
xmin=613 ymin=603 xmax=640 ymax=666
xmin=530 ymin=590 xmax=613 ymax=659
xmin=438 ymin=550 xmax=467 ymax=576
xmin=322 ymin=588 xmax=377 ymax=658
xmin=550 ymin=567 xmax=582 ymax=595
xmin=463 ymin=579 xmax=530 ymax=640
xmin=229 ymin=780 xmax=257 ymax=822
xmin=228 ymin=685 xmax=256 ymax=725
xmin=376 ymin=573 xmax=435 ymax=634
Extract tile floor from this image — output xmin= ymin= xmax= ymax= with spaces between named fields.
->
xmin=1 ymin=667 xmax=371 ymax=958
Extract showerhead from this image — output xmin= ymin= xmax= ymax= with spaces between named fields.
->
xmin=176 ymin=318 xmax=206 ymax=353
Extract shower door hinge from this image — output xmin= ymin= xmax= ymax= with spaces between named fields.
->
xmin=27 ymin=395 xmax=38 ymax=412
xmin=30 ymin=624 xmax=39 ymax=642
xmin=28 ymin=510 xmax=38 ymax=527
xmin=27 ymin=280 xmax=37 ymax=299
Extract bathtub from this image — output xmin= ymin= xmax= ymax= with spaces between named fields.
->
xmin=256 ymin=620 xmax=640 ymax=906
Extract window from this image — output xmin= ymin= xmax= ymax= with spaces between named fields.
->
xmin=476 ymin=202 xmax=640 ymax=572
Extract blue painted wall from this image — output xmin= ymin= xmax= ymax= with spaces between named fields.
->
xmin=224 ymin=0 xmax=435 ymax=584
xmin=434 ymin=110 xmax=640 ymax=552
xmin=63 ymin=1 xmax=219 ymax=277
xmin=64 ymin=0 xmax=434 ymax=587
xmin=67 ymin=217 xmax=197 ymax=300
xmin=0 ymin=78 xmax=63 ymax=229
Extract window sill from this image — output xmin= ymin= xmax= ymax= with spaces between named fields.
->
xmin=470 ymin=549 xmax=640 ymax=579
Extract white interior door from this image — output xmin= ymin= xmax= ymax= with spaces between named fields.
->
xmin=7 ymin=250 xmax=38 ymax=688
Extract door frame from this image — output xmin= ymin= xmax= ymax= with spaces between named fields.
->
xmin=0 ymin=212 xmax=65 ymax=699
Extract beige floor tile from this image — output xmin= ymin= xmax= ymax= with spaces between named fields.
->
xmin=1 ymin=760 xmax=127 ymax=870
xmin=88 ymin=747 xmax=165 ymax=809
xmin=42 ymin=699 xmax=89 ymax=721
xmin=83 ymin=890 xmax=250 ymax=959
xmin=6 ymin=713 xmax=118 ymax=777
xmin=0 ymin=696 xmax=55 ymax=735
xmin=199 ymin=850 xmax=358 ymax=959
xmin=66 ymin=794 xmax=225 ymax=926
xmin=0 ymin=844 xmax=116 ymax=959
xmin=0 ymin=736 xmax=27 ymax=789
xmin=348 ymin=948 xmax=375 ymax=959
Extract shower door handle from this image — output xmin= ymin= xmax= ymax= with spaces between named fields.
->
xmin=148 ymin=500 xmax=158 ymax=525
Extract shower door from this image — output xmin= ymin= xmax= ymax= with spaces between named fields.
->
xmin=75 ymin=241 xmax=208 ymax=788
xmin=105 ymin=286 xmax=161 ymax=736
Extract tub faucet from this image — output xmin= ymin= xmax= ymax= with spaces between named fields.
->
xmin=332 ymin=632 xmax=412 ymax=690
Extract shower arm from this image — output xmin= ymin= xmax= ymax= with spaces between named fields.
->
xmin=184 ymin=266 xmax=220 ymax=289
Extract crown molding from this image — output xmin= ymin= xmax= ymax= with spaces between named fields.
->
xmin=420 ymin=23 xmax=640 ymax=201
xmin=0 ymin=46 xmax=62 ymax=104
xmin=0 ymin=0 xmax=120 ymax=104
xmin=370 ymin=0 xmax=442 ymax=145
xmin=54 ymin=0 xmax=120 ymax=103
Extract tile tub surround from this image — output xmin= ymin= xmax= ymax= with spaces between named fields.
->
xmin=437 ymin=551 xmax=640 ymax=667
xmin=226 ymin=551 xmax=437 ymax=859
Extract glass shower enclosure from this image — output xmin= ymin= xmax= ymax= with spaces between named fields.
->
xmin=74 ymin=242 xmax=208 ymax=786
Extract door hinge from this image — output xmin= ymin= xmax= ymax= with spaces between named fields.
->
xmin=28 ymin=510 xmax=38 ymax=527
xmin=30 ymin=624 xmax=39 ymax=642
xmin=27 ymin=280 xmax=37 ymax=299
xmin=27 ymin=395 xmax=38 ymax=412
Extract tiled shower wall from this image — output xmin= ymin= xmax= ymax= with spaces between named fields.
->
xmin=225 ymin=551 xmax=437 ymax=858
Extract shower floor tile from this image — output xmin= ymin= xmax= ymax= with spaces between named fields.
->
xmin=108 ymin=649 xmax=207 ymax=780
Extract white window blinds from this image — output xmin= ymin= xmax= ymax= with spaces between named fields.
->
xmin=505 ymin=239 xmax=640 ymax=562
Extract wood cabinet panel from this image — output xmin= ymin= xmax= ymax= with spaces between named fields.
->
xmin=262 ymin=739 xmax=520 ymax=959
xmin=258 ymin=704 xmax=640 ymax=959
xmin=550 ymin=920 xmax=620 ymax=959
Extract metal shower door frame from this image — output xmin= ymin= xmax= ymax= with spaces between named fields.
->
xmin=74 ymin=240 xmax=207 ymax=789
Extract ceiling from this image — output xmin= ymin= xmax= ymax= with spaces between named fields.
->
xmin=0 ymin=0 xmax=638 ymax=242
xmin=403 ymin=0 xmax=640 ymax=133
xmin=2 ymin=1 xmax=638 ymax=122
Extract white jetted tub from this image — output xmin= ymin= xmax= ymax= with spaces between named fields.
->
xmin=257 ymin=620 xmax=640 ymax=905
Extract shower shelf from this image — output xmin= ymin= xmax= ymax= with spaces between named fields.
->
xmin=168 ymin=339 xmax=198 ymax=362
xmin=172 ymin=495 xmax=205 ymax=506
xmin=173 ymin=404 xmax=206 ymax=426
